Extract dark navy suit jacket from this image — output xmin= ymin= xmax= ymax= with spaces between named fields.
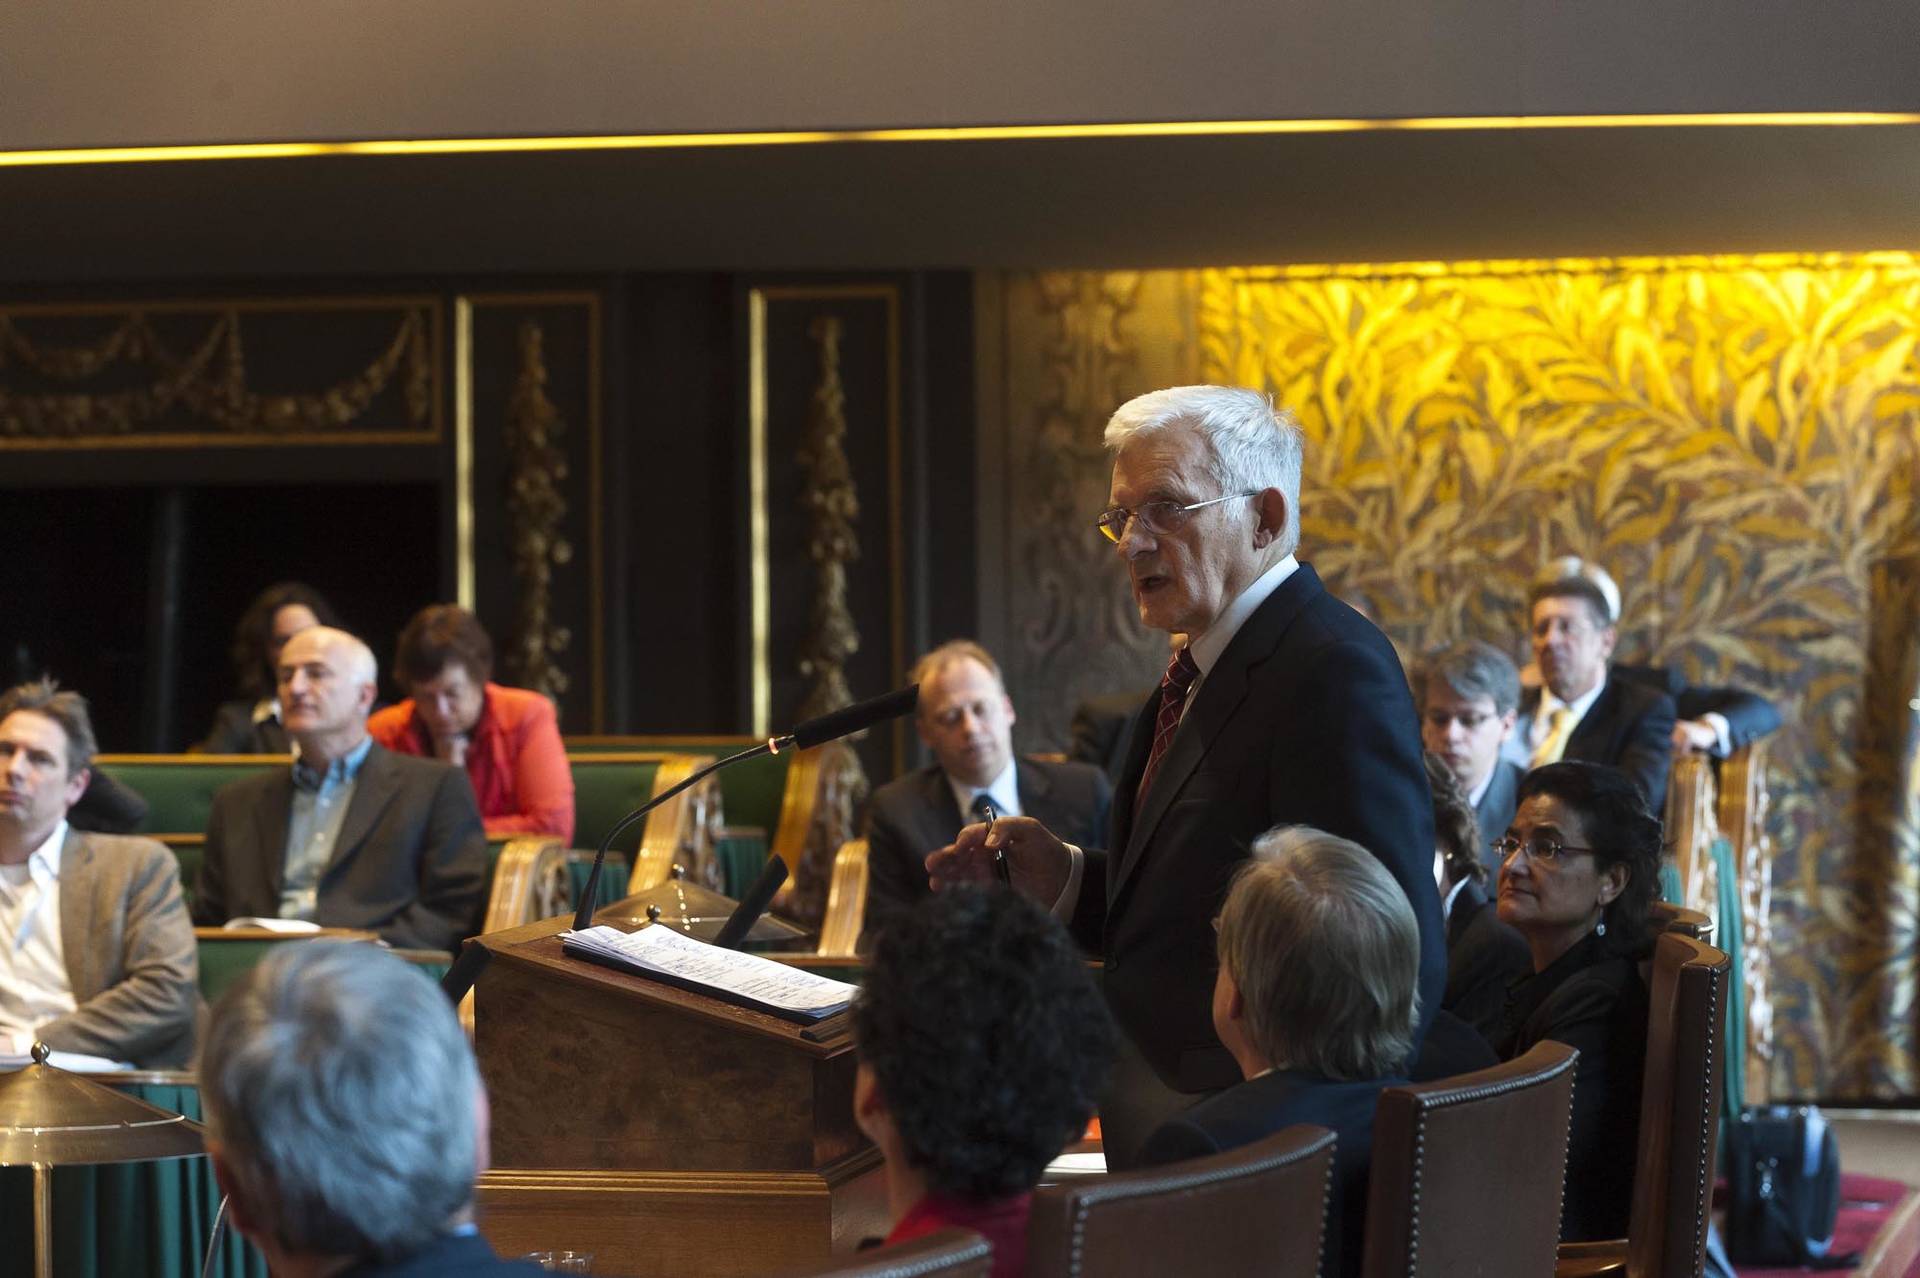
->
xmin=1074 ymin=564 xmax=1445 ymax=1093
xmin=1143 ymin=1067 xmax=1402 ymax=1278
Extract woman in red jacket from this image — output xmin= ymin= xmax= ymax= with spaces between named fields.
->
xmin=368 ymin=605 xmax=575 ymax=843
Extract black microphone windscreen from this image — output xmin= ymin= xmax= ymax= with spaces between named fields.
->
xmin=440 ymin=941 xmax=491 ymax=1005
xmin=713 ymin=856 xmax=790 ymax=950
xmin=788 ymin=684 xmax=919 ymax=751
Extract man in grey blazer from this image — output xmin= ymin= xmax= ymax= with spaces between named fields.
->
xmin=0 ymin=680 xmax=198 ymax=1068
xmin=195 ymin=627 xmax=488 ymax=953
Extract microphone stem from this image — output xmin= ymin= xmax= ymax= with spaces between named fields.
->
xmin=571 ymin=741 xmax=772 ymax=931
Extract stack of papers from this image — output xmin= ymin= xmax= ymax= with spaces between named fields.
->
xmin=562 ymin=924 xmax=857 ymax=1024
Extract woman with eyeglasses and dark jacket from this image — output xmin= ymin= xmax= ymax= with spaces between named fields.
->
xmin=1489 ymin=760 xmax=1661 ymax=1243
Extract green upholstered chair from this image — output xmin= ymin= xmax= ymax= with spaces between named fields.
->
xmin=564 ymin=752 xmax=719 ymax=894
xmin=566 ymin=737 xmax=782 ymax=893
xmin=94 ymin=754 xmax=288 ymax=841
xmin=192 ymin=928 xmax=380 ymax=1005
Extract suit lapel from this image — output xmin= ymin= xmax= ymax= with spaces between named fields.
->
xmin=1565 ymin=679 xmax=1619 ymax=757
xmin=56 ymin=830 xmax=95 ymax=1001
xmin=253 ymin=775 xmax=295 ymax=902
xmin=326 ymin=744 xmax=400 ymax=878
xmin=1014 ymin=757 xmax=1050 ymax=819
xmin=1108 ymin=692 xmax=1160 ymax=854
xmin=1111 ymin=566 xmax=1326 ymax=905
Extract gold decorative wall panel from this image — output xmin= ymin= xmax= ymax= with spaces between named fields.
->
xmin=0 ymin=298 xmax=439 ymax=446
xmin=997 ymin=254 xmax=1920 ymax=1099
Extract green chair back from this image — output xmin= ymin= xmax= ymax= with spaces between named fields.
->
xmin=167 ymin=841 xmax=203 ymax=914
xmin=565 ymin=736 xmax=788 ymax=837
xmin=567 ymin=755 xmax=669 ymax=857
xmin=95 ymin=755 xmax=286 ymax=839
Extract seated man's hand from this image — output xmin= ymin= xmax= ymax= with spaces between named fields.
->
xmin=1672 ymin=718 xmax=1719 ymax=755
xmin=926 ymin=816 xmax=1071 ymax=905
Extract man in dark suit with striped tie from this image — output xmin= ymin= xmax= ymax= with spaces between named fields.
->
xmin=930 ymin=386 xmax=1443 ymax=1168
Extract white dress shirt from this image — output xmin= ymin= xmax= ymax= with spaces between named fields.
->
xmin=0 ymin=821 xmax=77 ymax=1054
xmin=947 ymin=757 xmax=1023 ymax=823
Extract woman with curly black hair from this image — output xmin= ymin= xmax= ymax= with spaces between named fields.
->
xmin=1491 ymin=760 xmax=1662 ymax=1241
xmin=852 ymin=888 xmax=1115 ymax=1277
xmin=194 ymin=582 xmax=339 ymax=753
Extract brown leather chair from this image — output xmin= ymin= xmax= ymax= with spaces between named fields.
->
xmin=1361 ymin=1040 xmax=1579 ymax=1277
xmin=1558 ymin=933 xmax=1731 ymax=1278
xmin=1027 ymin=1124 xmax=1335 ymax=1277
xmin=778 ymin=1229 xmax=992 ymax=1277
xmin=1649 ymin=899 xmax=1712 ymax=942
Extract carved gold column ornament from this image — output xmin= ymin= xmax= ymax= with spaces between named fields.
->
xmin=502 ymin=321 xmax=574 ymax=703
xmin=779 ymin=314 xmax=870 ymax=929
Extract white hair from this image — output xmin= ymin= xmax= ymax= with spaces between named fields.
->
xmin=1103 ymin=385 xmax=1306 ymax=556
xmin=199 ymin=942 xmax=480 ymax=1264
xmin=1534 ymin=556 xmax=1621 ymax=624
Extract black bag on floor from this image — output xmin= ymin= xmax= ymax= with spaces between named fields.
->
xmin=1724 ymin=1105 xmax=1858 ymax=1269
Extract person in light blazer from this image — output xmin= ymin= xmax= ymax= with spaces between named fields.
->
xmin=0 ymin=679 xmax=197 ymax=1067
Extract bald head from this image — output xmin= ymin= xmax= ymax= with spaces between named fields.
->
xmin=278 ymin=626 xmax=378 ymax=762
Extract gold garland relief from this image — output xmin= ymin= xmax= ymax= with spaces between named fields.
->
xmin=0 ymin=306 xmax=433 ymax=440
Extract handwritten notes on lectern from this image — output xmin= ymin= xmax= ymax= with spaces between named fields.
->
xmin=561 ymin=924 xmax=856 ymax=1023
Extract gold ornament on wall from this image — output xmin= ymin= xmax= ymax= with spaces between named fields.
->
xmin=0 ymin=303 xmax=435 ymax=444
xmin=502 ymin=321 xmax=574 ymax=703
xmin=780 ymin=313 xmax=871 ymax=928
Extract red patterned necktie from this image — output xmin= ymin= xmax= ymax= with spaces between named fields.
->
xmin=1137 ymin=645 xmax=1201 ymax=806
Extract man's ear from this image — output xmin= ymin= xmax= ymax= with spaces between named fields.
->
xmin=209 ymin=1146 xmax=263 ymax=1244
xmin=62 ymin=767 xmax=90 ymax=811
xmin=1226 ymin=983 xmax=1246 ymax=1025
xmin=1252 ymin=487 xmax=1288 ymax=548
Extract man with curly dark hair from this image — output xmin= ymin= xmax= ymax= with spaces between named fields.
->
xmin=852 ymin=887 xmax=1116 ymax=1276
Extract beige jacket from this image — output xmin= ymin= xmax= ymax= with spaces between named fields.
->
xmin=38 ymin=831 xmax=199 ymax=1069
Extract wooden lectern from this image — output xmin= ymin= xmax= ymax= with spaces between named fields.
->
xmin=470 ymin=917 xmax=886 ymax=1276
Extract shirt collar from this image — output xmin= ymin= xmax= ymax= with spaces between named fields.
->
xmin=1538 ymin=670 xmax=1607 ymax=731
xmin=250 ymin=698 xmax=281 ymax=727
xmin=1187 ymin=555 xmax=1299 ymax=677
xmin=947 ymin=756 xmax=1020 ymax=821
xmin=291 ymin=735 xmax=374 ymax=792
xmin=1441 ymin=875 xmax=1469 ymax=922
xmin=24 ymin=820 xmax=68 ymax=880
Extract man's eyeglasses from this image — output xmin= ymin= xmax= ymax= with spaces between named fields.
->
xmin=1492 ymin=834 xmax=1597 ymax=866
xmin=1094 ymin=491 xmax=1259 ymax=543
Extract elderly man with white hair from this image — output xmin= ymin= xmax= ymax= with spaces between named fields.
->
xmin=200 ymin=941 xmax=539 ymax=1275
xmin=932 ymin=386 xmax=1442 ymax=1169
xmin=195 ymin=626 xmax=489 ymax=952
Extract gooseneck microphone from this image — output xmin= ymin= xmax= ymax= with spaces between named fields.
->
xmin=570 ymin=684 xmax=919 ymax=931
xmin=712 ymin=855 xmax=789 ymax=949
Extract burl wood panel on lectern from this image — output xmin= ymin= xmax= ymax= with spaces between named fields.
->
xmin=471 ymin=916 xmax=886 ymax=1276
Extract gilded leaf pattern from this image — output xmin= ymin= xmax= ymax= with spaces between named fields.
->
xmin=1001 ymin=255 xmax=1920 ymax=1098
xmin=1194 ymin=255 xmax=1920 ymax=1098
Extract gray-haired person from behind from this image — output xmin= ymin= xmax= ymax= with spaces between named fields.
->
xmin=198 ymin=942 xmax=540 ymax=1276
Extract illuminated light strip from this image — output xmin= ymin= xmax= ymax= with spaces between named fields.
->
xmin=4 ymin=111 xmax=1919 ymax=168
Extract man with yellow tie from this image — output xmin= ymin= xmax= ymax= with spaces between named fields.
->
xmin=1509 ymin=566 xmax=1677 ymax=814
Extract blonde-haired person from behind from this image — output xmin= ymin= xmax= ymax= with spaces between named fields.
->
xmin=1141 ymin=826 xmax=1421 ymax=1278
